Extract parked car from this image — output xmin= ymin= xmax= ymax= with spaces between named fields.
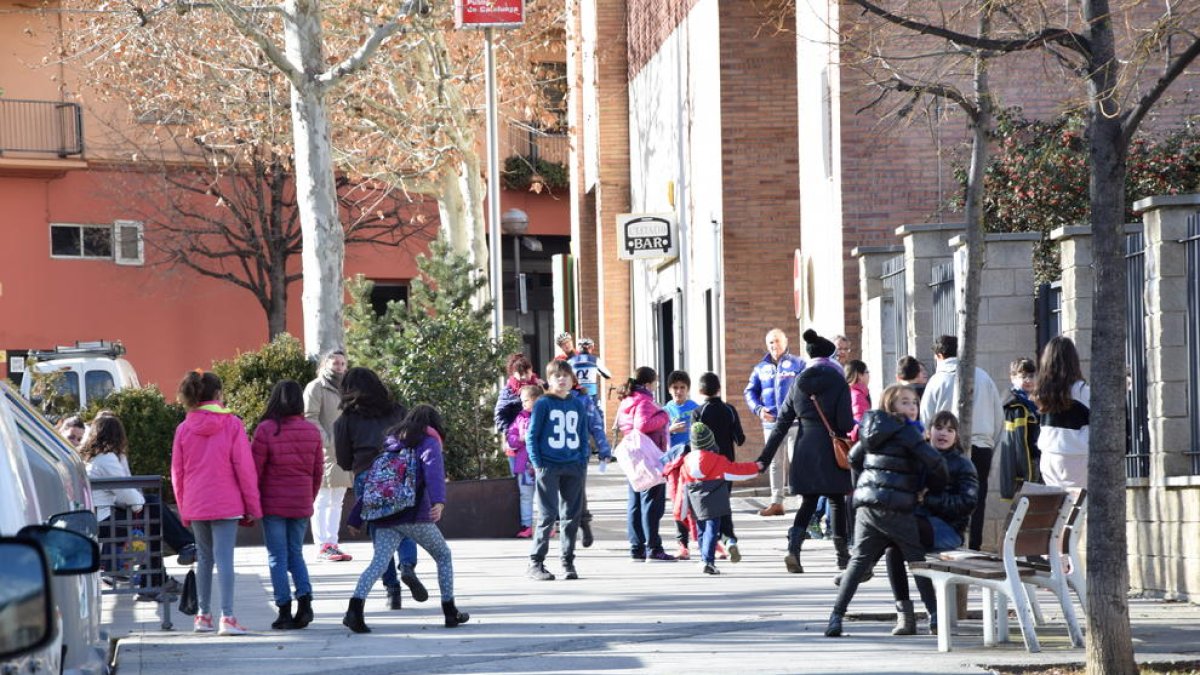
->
xmin=0 ymin=381 xmax=107 ymax=674
xmin=19 ymin=341 xmax=139 ymax=413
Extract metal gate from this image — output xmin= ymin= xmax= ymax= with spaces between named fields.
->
xmin=882 ymin=255 xmax=908 ymax=360
xmin=930 ymin=260 xmax=957 ymax=339
xmin=1126 ymin=230 xmax=1151 ymax=479
xmin=1185 ymin=212 xmax=1200 ymax=475
xmin=1036 ymin=281 xmax=1063 ymax=356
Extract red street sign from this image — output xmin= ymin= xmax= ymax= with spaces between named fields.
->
xmin=456 ymin=0 xmax=525 ymax=28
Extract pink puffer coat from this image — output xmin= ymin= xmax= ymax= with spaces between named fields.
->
xmin=171 ymin=403 xmax=262 ymax=526
xmin=616 ymin=386 xmax=670 ymax=450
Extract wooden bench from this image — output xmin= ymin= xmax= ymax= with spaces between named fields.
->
xmin=910 ymin=489 xmax=1076 ymax=653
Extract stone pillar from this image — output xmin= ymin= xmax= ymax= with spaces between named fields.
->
xmin=896 ymin=223 xmax=964 ymax=358
xmin=1050 ymin=226 xmax=1093 ymax=378
xmin=1133 ymin=195 xmax=1200 ymax=479
xmin=948 ymin=232 xmax=1040 ymax=386
xmin=853 ymin=245 xmax=904 ymax=402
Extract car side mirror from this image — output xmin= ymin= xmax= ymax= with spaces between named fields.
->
xmin=48 ymin=510 xmax=99 ymax=539
xmin=0 ymin=538 xmax=54 ymax=660
xmin=16 ymin=525 xmax=100 ymax=575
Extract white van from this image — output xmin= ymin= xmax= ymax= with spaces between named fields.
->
xmin=0 ymin=382 xmax=106 ymax=674
xmin=19 ymin=341 xmax=140 ymax=412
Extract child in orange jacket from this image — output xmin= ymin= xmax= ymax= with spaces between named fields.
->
xmin=682 ymin=423 xmax=762 ymax=575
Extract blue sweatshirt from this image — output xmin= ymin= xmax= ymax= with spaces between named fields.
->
xmin=526 ymin=393 xmax=591 ymax=468
xmin=664 ymin=399 xmax=699 ymax=448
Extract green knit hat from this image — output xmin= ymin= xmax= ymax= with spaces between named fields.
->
xmin=691 ymin=422 xmax=717 ymax=451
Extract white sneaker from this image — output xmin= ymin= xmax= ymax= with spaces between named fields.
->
xmin=218 ymin=615 xmax=249 ymax=635
xmin=193 ymin=614 xmax=214 ymax=633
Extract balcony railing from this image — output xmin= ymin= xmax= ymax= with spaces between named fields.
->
xmin=507 ymin=122 xmax=568 ymax=166
xmin=0 ymin=98 xmax=84 ymax=157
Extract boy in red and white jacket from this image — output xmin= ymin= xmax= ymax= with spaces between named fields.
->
xmin=682 ymin=422 xmax=762 ymax=575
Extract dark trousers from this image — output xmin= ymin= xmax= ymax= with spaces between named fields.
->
xmin=832 ymin=508 xmax=925 ymax=615
xmin=531 ymin=462 xmax=587 ymax=563
xmin=626 ymin=483 xmax=667 ymax=555
xmin=791 ymin=493 xmax=847 ymax=540
xmin=968 ymin=445 xmax=993 ymax=550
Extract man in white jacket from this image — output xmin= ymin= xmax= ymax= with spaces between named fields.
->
xmin=919 ymin=335 xmax=1004 ymax=551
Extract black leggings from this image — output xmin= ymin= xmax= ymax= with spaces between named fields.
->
xmin=791 ymin=493 xmax=847 ymax=539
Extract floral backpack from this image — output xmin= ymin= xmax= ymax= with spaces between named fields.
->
xmin=361 ymin=441 xmax=419 ymax=522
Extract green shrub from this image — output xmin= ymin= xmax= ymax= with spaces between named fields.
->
xmin=502 ymin=155 xmax=570 ymax=192
xmin=84 ymin=386 xmax=185 ymax=502
xmin=346 ymin=240 xmax=522 ymax=481
xmin=210 ymin=333 xmax=316 ymax=430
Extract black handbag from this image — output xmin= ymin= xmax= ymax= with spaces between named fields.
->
xmin=178 ymin=569 xmax=198 ymax=615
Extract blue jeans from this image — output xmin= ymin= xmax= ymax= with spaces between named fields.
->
xmin=262 ymin=516 xmax=312 ymax=605
xmin=626 ymin=483 xmax=667 ymax=556
xmin=530 ymin=462 xmax=587 ymax=564
xmin=353 ymin=471 xmax=418 ymax=587
xmin=698 ymin=518 xmax=721 ymax=564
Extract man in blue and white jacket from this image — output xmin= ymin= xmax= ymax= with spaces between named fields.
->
xmin=744 ymin=328 xmax=804 ymax=516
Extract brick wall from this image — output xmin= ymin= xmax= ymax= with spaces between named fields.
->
xmin=627 ymin=0 xmax=700 ymax=79
xmin=718 ymin=3 xmax=802 ymax=453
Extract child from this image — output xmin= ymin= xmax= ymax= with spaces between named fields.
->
xmin=883 ymin=410 xmax=979 ymax=635
xmin=506 ymin=385 xmax=542 ymax=538
xmin=663 ymin=370 xmax=699 ymax=558
xmin=343 ymin=405 xmax=469 ymax=632
xmin=999 ymin=357 xmax=1041 ymax=499
xmin=825 ymin=384 xmax=947 ymax=638
xmin=691 ymin=372 xmax=746 ymax=561
xmin=172 ymin=370 xmax=262 ymax=636
xmin=251 ymin=380 xmax=324 ymax=630
xmin=1034 ymin=337 xmax=1090 ymax=489
xmin=525 ymin=359 xmax=591 ymax=580
xmin=615 ymin=366 xmax=676 ymax=562
xmin=682 ymin=422 xmax=761 ymax=575
xmin=494 ymin=353 xmax=542 ymax=438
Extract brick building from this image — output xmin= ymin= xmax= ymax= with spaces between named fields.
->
xmin=568 ymin=0 xmax=1200 ymax=448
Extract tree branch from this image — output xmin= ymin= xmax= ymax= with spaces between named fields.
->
xmin=846 ymin=0 xmax=1090 ymax=58
xmin=887 ymin=76 xmax=979 ymax=121
xmin=317 ymin=20 xmax=407 ymax=91
xmin=205 ymin=0 xmax=304 ymax=90
xmin=1123 ymin=36 xmax=1200 ymax=141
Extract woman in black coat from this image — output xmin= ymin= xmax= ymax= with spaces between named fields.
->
xmin=756 ymin=330 xmax=855 ymax=573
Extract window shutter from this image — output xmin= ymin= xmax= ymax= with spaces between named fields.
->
xmin=113 ymin=220 xmax=144 ymax=266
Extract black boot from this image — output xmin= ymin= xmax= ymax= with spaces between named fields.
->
xmin=784 ymin=526 xmax=804 ymax=574
xmin=342 ymin=597 xmax=370 ymax=633
xmin=825 ymin=611 xmax=845 ymax=637
xmin=442 ymin=600 xmax=470 ymax=628
xmin=891 ymin=600 xmax=916 ymax=636
xmin=385 ymin=585 xmax=403 ymax=611
xmin=272 ymin=602 xmax=297 ymax=630
xmin=293 ymin=594 xmax=313 ymax=629
xmin=580 ymin=520 xmax=594 ymax=548
xmin=832 ymin=536 xmax=851 ymax=570
xmin=400 ymin=567 xmax=429 ymax=603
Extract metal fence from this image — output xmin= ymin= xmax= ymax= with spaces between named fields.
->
xmin=1036 ymin=281 xmax=1063 ymax=356
xmin=882 ymin=254 xmax=908 ymax=361
xmin=0 ymin=98 xmax=84 ymax=156
xmin=1126 ymin=231 xmax=1151 ymax=479
xmin=930 ymin=260 xmax=957 ymax=339
xmin=1185 ymin=211 xmax=1200 ymax=475
xmin=91 ymin=475 xmax=175 ymax=630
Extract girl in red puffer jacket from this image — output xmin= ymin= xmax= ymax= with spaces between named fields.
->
xmin=252 ymin=380 xmax=324 ymax=631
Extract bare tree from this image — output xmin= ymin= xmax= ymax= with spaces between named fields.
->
xmin=838 ymin=0 xmax=1200 ymax=669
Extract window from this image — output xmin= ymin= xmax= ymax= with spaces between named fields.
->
xmin=369 ymin=282 xmax=409 ymax=317
xmin=49 ymin=221 xmax=144 ymax=265
xmin=114 ymin=220 xmax=145 ymax=266
xmin=85 ymin=371 xmax=116 ymax=404
xmin=51 ymin=224 xmax=112 ymax=259
xmin=535 ymin=62 xmax=568 ymax=132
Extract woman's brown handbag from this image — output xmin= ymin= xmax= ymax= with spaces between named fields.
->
xmin=810 ymin=394 xmax=852 ymax=470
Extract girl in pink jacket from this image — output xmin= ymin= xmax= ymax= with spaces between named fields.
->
xmin=846 ymin=360 xmax=872 ymax=442
xmin=615 ymin=367 xmax=675 ymax=562
xmin=171 ymin=370 xmax=261 ymax=636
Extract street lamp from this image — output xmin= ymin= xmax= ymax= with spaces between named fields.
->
xmin=502 ymin=208 xmax=529 ymax=315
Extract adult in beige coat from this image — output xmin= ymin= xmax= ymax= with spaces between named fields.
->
xmin=305 ymin=350 xmax=354 ymax=562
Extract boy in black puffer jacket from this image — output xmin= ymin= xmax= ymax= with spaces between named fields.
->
xmin=825 ymin=384 xmax=948 ymax=638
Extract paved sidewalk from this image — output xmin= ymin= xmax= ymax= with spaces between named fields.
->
xmin=105 ymin=467 xmax=1200 ymax=674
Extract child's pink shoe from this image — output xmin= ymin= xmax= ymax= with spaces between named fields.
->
xmin=676 ymin=543 xmax=690 ymax=560
xmin=715 ymin=543 xmax=729 ymax=560
xmin=516 ymin=526 xmax=533 ymax=538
